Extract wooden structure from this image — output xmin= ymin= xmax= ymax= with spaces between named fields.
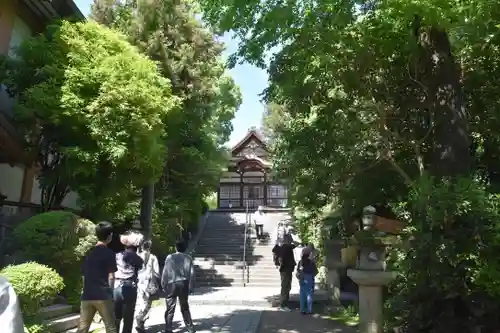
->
xmin=217 ymin=128 xmax=288 ymax=209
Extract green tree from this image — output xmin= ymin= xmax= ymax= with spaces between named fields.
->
xmin=91 ymin=0 xmax=241 ymax=255
xmin=197 ymin=0 xmax=500 ymax=331
xmin=1 ymin=20 xmax=179 ymax=211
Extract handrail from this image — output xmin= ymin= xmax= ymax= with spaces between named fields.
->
xmin=242 ymin=201 xmax=249 ymax=286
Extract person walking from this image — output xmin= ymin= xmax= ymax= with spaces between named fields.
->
xmin=77 ymin=221 xmax=117 ymax=333
xmin=254 ymin=206 xmax=266 ymax=240
xmin=272 ymin=233 xmax=297 ymax=311
xmin=114 ymin=232 xmax=144 ymax=333
xmin=162 ymin=240 xmax=196 ymax=333
xmin=301 ymin=243 xmax=318 ymax=292
xmin=0 ymin=276 xmax=24 ymax=333
xmin=135 ymin=240 xmax=160 ymax=333
xmin=296 ymin=252 xmax=318 ymax=314
xmin=273 ymin=221 xmax=286 ymax=245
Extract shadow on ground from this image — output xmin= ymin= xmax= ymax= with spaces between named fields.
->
xmin=257 ymin=309 xmax=357 ymax=333
xmin=144 ymin=307 xmax=356 ymax=333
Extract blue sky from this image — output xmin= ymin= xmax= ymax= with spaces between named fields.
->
xmin=74 ymin=0 xmax=267 ymax=147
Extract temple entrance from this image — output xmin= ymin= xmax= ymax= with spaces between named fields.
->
xmin=217 ymin=128 xmax=289 ymax=209
xmin=243 ymin=184 xmax=264 ymax=209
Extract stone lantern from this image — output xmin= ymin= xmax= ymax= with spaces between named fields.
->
xmin=347 ymin=205 xmax=397 ymax=333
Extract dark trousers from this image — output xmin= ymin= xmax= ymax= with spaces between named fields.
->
xmin=280 ymin=270 xmax=293 ymax=307
xmin=165 ymin=280 xmax=194 ymax=333
xmin=256 ymin=224 xmax=264 ymax=239
xmin=113 ymin=283 xmax=137 ymax=333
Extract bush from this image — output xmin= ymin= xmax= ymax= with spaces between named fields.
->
xmin=1 ymin=262 xmax=64 ymax=319
xmin=24 ymin=323 xmax=49 ymax=333
xmin=12 ymin=211 xmax=97 ymax=308
xmin=385 ymin=176 xmax=500 ymax=333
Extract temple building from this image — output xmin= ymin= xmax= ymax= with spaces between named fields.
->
xmin=217 ymin=128 xmax=288 ymax=210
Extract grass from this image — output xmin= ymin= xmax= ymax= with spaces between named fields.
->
xmin=327 ymin=305 xmax=360 ymax=327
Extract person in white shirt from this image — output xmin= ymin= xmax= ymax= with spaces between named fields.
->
xmin=0 ymin=275 xmax=24 ymax=333
xmin=273 ymin=221 xmax=287 ymax=245
xmin=135 ymin=240 xmax=160 ymax=333
xmin=254 ymin=206 xmax=265 ymax=240
xmin=161 ymin=241 xmax=195 ymax=333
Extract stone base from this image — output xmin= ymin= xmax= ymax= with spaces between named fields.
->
xmin=347 ymin=269 xmax=396 ymax=333
xmin=347 ymin=269 xmax=396 ymax=286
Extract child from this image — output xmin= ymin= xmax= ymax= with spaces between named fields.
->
xmin=296 ymin=253 xmax=318 ymax=314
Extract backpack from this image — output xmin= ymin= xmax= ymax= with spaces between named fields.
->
xmin=143 ymin=252 xmax=161 ymax=297
xmin=295 ymin=260 xmax=304 ymax=280
xmin=272 ymin=245 xmax=282 ymax=267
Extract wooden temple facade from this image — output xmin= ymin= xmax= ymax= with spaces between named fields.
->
xmin=217 ymin=128 xmax=288 ymax=209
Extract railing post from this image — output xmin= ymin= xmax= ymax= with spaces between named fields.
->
xmin=242 ymin=200 xmax=248 ymax=286
xmin=246 ymin=202 xmax=250 ymax=284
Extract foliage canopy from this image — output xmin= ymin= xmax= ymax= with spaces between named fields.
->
xmin=197 ymin=0 xmax=500 ymax=331
xmin=92 ymin=0 xmax=241 ymax=256
xmin=2 ymin=20 xmax=179 ymax=211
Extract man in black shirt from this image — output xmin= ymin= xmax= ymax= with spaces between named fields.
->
xmin=77 ymin=221 xmax=117 ymax=333
xmin=272 ymin=233 xmax=298 ymax=311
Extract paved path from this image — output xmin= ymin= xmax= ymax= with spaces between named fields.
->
xmin=257 ymin=309 xmax=356 ymax=333
xmin=143 ymin=304 xmax=264 ymax=333
xmin=143 ymin=303 xmax=354 ymax=333
xmin=142 ymin=302 xmax=355 ymax=333
xmin=187 ymin=286 xmax=329 ymax=306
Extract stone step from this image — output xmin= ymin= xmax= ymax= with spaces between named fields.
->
xmin=194 ymin=256 xmax=269 ymax=263
xmin=196 ymin=242 xmax=246 ymax=247
xmin=40 ymin=304 xmax=73 ymax=320
xmin=195 ymin=268 xmax=280 ymax=277
xmin=194 ymin=262 xmax=274 ymax=271
xmin=196 ymin=243 xmax=249 ymax=248
xmin=195 ymin=280 xmax=282 ymax=288
xmin=202 ymin=226 xmax=247 ymax=230
xmin=202 ymin=226 xmax=246 ymax=230
xmin=45 ymin=314 xmax=80 ymax=333
xmin=197 ymin=238 xmax=246 ymax=243
xmin=196 ymin=275 xmax=280 ymax=285
xmin=193 ymin=260 xmax=272 ymax=267
xmin=195 ymin=247 xmax=246 ymax=252
xmin=201 ymin=234 xmax=246 ymax=239
xmin=194 ymin=250 xmax=243 ymax=255
xmin=64 ymin=322 xmax=103 ymax=333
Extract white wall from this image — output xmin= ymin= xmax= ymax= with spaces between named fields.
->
xmin=31 ymin=178 xmax=81 ymax=210
xmin=8 ymin=16 xmax=31 ymax=57
xmin=0 ymin=163 xmax=24 ymax=201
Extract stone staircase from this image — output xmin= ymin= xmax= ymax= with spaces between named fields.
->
xmin=41 ymin=304 xmax=103 ymax=332
xmin=193 ymin=212 xmax=282 ymax=288
xmin=41 ymin=304 xmax=79 ymax=332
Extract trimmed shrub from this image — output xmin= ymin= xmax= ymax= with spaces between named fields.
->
xmin=1 ymin=262 xmax=64 ymax=319
xmin=12 ymin=211 xmax=97 ymax=307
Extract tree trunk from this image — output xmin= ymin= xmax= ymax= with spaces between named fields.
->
xmin=415 ymin=21 xmax=471 ymax=177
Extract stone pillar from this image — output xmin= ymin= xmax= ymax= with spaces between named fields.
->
xmin=263 ymin=172 xmax=268 ymax=207
xmin=216 ymin=185 xmax=220 ymax=208
xmin=347 ymin=269 xmax=396 ymax=333
xmin=239 ymin=171 xmax=244 ymax=208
